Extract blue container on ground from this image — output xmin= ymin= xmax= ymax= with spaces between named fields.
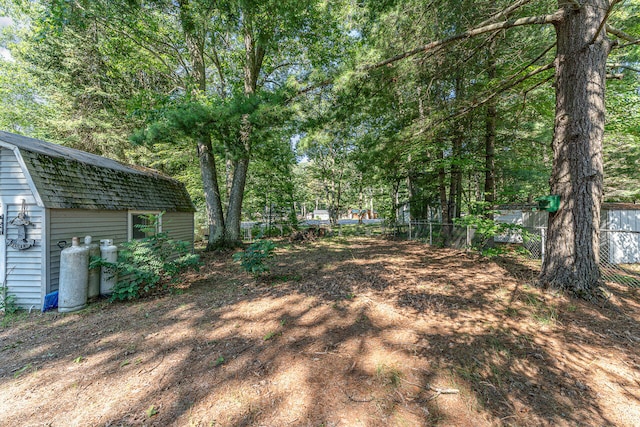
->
xmin=42 ymin=291 xmax=58 ymax=312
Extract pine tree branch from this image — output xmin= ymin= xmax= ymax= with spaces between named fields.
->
xmin=71 ymin=0 xmax=185 ymax=84
xmin=607 ymin=63 xmax=640 ymax=73
xmin=363 ymin=12 xmax=563 ymax=71
xmin=606 ymin=24 xmax=640 ymax=48
xmin=592 ymin=0 xmax=625 ymax=44
xmin=418 ymin=62 xmax=555 ymax=132
xmin=476 ymin=0 xmax=534 ymax=27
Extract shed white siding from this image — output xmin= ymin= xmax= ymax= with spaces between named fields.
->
xmin=494 ymin=210 xmax=524 ymax=243
xmin=0 ymin=147 xmax=45 ymax=307
xmin=0 ymin=147 xmax=38 ymax=205
xmin=523 ymin=211 xmax=548 ymax=228
xmin=606 ymin=209 xmax=640 ymax=264
xmin=48 ymin=209 xmax=128 ymax=292
xmin=0 ymin=134 xmax=196 ymax=309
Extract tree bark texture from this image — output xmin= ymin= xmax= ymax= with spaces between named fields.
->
xmin=181 ymin=8 xmax=227 ymax=249
xmin=484 ymin=44 xmax=497 ymax=217
xmin=449 ymin=127 xmax=463 ymax=221
xmin=540 ymin=0 xmax=612 ymax=299
xmin=219 ymin=13 xmax=266 ymax=246
xmin=225 ymin=156 xmax=249 ymax=245
xmin=197 ymin=136 xmax=226 ymax=247
xmin=438 ymin=149 xmax=451 ymax=241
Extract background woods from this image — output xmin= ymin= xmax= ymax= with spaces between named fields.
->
xmin=1 ymin=0 xmax=639 ymax=299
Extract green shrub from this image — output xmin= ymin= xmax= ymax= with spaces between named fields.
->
xmin=232 ymin=239 xmax=276 ymax=276
xmin=92 ymin=213 xmax=200 ymax=301
xmin=0 ymin=284 xmax=19 ymax=314
xmin=455 ymin=213 xmax=524 ymax=257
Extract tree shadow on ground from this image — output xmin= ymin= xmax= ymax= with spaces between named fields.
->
xmin=0 ymin=237 xmax=638 ymax=426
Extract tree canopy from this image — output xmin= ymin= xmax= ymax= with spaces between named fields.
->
xmin=1 ymin=0 xmax=639 ymax=300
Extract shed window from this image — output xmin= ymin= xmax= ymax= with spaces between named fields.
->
xmin=129 ymin=212 xmax=162 ymax=240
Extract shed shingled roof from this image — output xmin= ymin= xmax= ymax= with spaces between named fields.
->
xmin=0 ymin=131 xmax=195 ymax=212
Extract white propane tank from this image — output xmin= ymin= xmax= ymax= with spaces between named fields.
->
xmin=84 ymin=236 xmax=101 ymax=298
xmin=99 ymin=239 xmax=118 ymax=295
xmin=58 ymin=237 xmax=89 ymax=313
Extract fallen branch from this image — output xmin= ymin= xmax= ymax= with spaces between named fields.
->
xmin=343 ymin=389 xmax=375 ymax=403
xmin=401 ymin=377 xmax=460 ymax=396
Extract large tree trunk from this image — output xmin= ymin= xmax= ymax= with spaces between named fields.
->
xmin=225 ymin=157 xmax=249 ymax=245
xmin=540 ymin=0 xmax=612 ymax=299
xmin=438 ymin=149 xmax=451 ymax=242
xmin=197 ymin=136 xmax=225 ymax=248
xmin=449 ymin=76 xmax=465 ymax=222
xmin=449 ymin=131 xmax=463 ymax=221
xmin=219 ymin=17 xmax=266 ymax=245
xmin=484 ymin=42 xmax=497 ymax=218
xmin=180 ymin=6 xmax=227 ymax=249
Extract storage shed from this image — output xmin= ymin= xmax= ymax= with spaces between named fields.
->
xmin=602 ymin=203 xmax=640 ymax=264
xmin=495 ymin=203 xmax=640 ymax=265
xmin=0 ymin=131 xmax=195 ymax=309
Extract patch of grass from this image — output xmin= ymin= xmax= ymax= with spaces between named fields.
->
xmin=503 ymin=306 xmax=519 ymax=318
xmin=146 ymin=405 xmax=158 ymax=418
xmin=270 ymin=274 xmax=301 ymax=283
xmin=490 ymin=365 xmax=506 ymax=388
xmin=521 ymin=292 xmax=559 ymax=325
xmin=357 ymin=314 xmax=369 ymax=323
xmin=2 ymin=340 xmax=22 ymax=351
xmin=454 ymin=364 xmax=478 ymax=382
xmin=14 ymin=363 xmax=33 ymax=379
xmin=1 ymin=309 xmax=28 ymax=327
xmin=376 ymin=363 xmax=403 ymax=388
xmin=487 ymin=335 xmax=508 ymax=352
xmin=533 ymin=305 xmax=558 ymax=325
xmin=214 ymin=356 xmax=225 ymax=366
xmin=263 ymin=331 xmax=280 ymax=341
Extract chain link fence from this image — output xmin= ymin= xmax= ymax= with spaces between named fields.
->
xmin=519 ymin=227 xmax=640 ymax=287
xmin=240 ymin=220 xmax=640 ymax=287
xmin=400 ymin=222 xmax=640 ymax=288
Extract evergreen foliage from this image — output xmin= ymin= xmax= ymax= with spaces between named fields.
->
xmin=93 ymin=214 xmax=200 ymax=301
xmin=1 ymin=0 xmax=640 ymax=300
xmin=232 ymin=240 xmax=277 ymax=277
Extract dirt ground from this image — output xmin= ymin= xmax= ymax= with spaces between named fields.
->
xmin=1 ymin=237 xmax=639 ymax=426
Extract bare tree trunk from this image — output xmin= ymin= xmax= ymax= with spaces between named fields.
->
xmin=220 ymin=14 xmax=266 ymax=246
xmin=484 ymin=42 xmax=497 ymax=218
xmin=540 ymin=0 xmax=611 ymax=299
xmin=393 ymin=180 xmax=401 ymax=223
xmin=357 ymin=176 xmax=364 ymax=224
xmin=449 ymin=134 xmax=462 ymax=221
xmin=197 ymin=136 xmax=225 ymax=247
xmin=225 ymin=157 xmax=249 ymax=245
xmin=225 ymin=155 xmax=233 ymax=199
xmin=180 ymin=6 xmax=226 ymax=249
xmin=449 ymin=76 xmax=465 ymax=222
xmin=438 ymin=149 xmax=451 ymax=243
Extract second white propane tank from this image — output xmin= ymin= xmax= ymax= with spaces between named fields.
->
xmin=99 ymin=239 xmax=118 ymax=295
xmin=58 ymin=237 xmax=89 ymax=313
xmin=84 ymin=235 xmax=100 ymax=298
